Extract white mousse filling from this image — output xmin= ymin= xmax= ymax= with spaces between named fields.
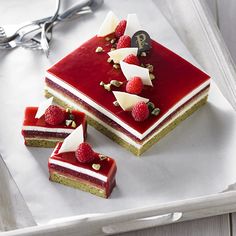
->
xmin=45 ymin=85 xmax=209 ymax=149
xmin=46 ymin=72 xmax=210 ymax=140
xmin=49 ymin=158 xmax=108 ymax=182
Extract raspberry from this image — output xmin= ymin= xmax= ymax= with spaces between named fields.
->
xmin=75 ymin=142 xmax=95 ymax=163
xmin=116 ymin=35 xmax=131 ymax=49
xmin=44 ymin=105 xmax=65 ymax=125
xmin=123 ymin=54 xmax=140 ymax=66
xmin=131 ymin=101 xmax=149 ymax=122
xmin=126 ymin=77 xmax=143 ymax=95
xmin=115 ymin=20 xmax=127 ymax=38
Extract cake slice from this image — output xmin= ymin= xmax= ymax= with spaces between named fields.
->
xmin=49 ymin=141 xmax=117 ymax=198
xmin=45 ymin=12 xmax=211 ymax=155
xmin=22 ymin=105 xmax=87 ymax=148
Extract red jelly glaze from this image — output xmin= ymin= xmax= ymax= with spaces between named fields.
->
xmin=49 ymin=142 xmax=117 ymax=197
xmin=22 ymin=107 xmax=87 ymax=137
xmin=47 ymin=34 xmax=210 ymax=134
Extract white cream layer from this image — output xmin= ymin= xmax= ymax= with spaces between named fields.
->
xmin=46 ymin=72 xmax=210 ymax=140
xmin=49 ymin=158 xmax=108 ymax=182
xmin=22 ymin=126 xmax=74 ymax=134
xmin=45 ymin=86 xmax=209 ymax=149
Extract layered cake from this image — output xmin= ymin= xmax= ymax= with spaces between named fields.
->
xmin=48 ymin=127 xmax=117 ymax=198
xmin=22 ymin=99 xmax=87 ymax=147
xmin=45 ymin=12 xmax=211 ymax=155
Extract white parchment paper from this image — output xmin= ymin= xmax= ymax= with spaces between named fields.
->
xmin=0 ymin=0 xmax=236 ymax=225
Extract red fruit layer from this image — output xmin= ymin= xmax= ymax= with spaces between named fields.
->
xmin=46 ymin=78 xmax=209 ymax=143
xmin=49 ymin=142 xmax=117 ymax=195
xmin=22 ymin=130 xmax=70 ymax=139
xmin=22 ymin=107 xmax=87 ymax=137
xmin=47 ymin=34 xmax=210 ymax=135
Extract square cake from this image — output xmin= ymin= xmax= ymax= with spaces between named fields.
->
xmin=22 ymin=106 xmax=87 ymax=147
xmin=45 ymin=12 xmax=210 ymax=155
xmin=49 ymin=142 xmax=117 ymax=198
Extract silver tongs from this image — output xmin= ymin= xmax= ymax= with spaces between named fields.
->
xmin=0 ymin=0 xmax=103 ymax=56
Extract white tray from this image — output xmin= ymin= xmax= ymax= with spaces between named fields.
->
xmin=1 ymin=0 xmax=236 ymax=235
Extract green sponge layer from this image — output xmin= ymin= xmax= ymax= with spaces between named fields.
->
xmin=49 ymin=171 xmax=107 ymax=198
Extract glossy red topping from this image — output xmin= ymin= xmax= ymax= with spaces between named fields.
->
xmin=126 ymin=76 xmax=143 ymax=95
xmin=115 ymin=20 xmax=127 ymax=38
xmin=132 ymin=101 xmax=149 ymax=122
xmin=75 ymin=142 xmax=95 ymax=163
xmin=116 ymin=35 xmax=131 ymax=49
xmin=123 ymin=54 xmax=140 ymax=66
xmin=47 ymin=35 xmax=210 ymax=135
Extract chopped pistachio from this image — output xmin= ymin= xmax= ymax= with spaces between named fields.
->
xmin=107 ymin=57 xmax=113 ymax=63
xmin=141 ymin=52 xmax=147 ymax=57
xmin=92 ymin=163 xmax=101 ymax=171
xmin=65 ymin=120 xmax=73 ymax=126
xmin=99 ymin=154 xmax=107 ymax=160
xmin=104 ymin=83 xmax=112 ymax=91
xmin=110 ymin=38 xmax=116 ymax=44
xmin=105 ymin=36 xmax=110 ymax=41
xmin=66 ymin=108 xmax=71 ymax=113
xmin=113 ymin=64 xmax=120 ymax=69
xmin=113 ymin=101 xmax=120 ymax=106
xmin=71 ymin=121 xmax=77 ymax=128
xmin=100 ymin=81 xmax=105 ymax=86
xmin=110 ymin=80 xmax=123 ymax=87
xmin=69 ymin=113 xmax=75 ymax=120
xmin=95 ymin=46 xmax=104 ymax=53
xmin=141 ymin=63 xmax=145 ymax=67
xmin=146 ymin=64 xmax=154 ymax=73
xmin=110 ymin=47 xmax=116 ymax=51
xmin=150 ymin=73 xmax=155 ymax=80
xmin=152 ymin=108 xmax=160 ymax=116
xmin=147 ymin=102 xmax=155 ymax=112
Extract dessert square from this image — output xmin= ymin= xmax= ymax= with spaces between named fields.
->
xmin=22 ymin=107 xmax=87 ymax=147
xmin=48 ymin=142 xmax=117 ymax=198
xmin=45 ymin=13 xmax=210 ymax=155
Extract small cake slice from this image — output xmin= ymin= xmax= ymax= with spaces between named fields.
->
xmin=22 ymin=104 xmax=87 ymax=148
xmin=48 ymin=135 xmax=117 ymax=198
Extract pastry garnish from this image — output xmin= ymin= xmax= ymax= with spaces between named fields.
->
xmin=100 ymin=80 xmax=123 ymax=91
xmin=44 ymin=105 xmax=65 ymax=125
xmin=152 ymin=108 xmax=161 ymax=116
xmin=150 ymin=73 xmax=155 ymax=80
xmin=126 ymin=76 xmax=143 ymax=95
xmin=95 ymin=46 xmax=104 ymax=53
xmin=110 ymin=38 xmax=117 ymax=44
xmin=110 ymin=80 xmax=123 ymax=87
xmin=99 ymin=154 xmax=108 ymax=160
xmin=115 ymin=19 xmax=127 ymax=38
xmin=117 ymin=35 xmax=131 ymax=49
xmin=146 ymin=64 xmax=154 ymax=73
xmin=141 ymin=52 xmax=147 ymax=57
xmin=71 ymin=121 xmax=77 ymax=128
xmin=108 ymin=47 xmax=138 ymax=64
xmin=92 ymin=164 xmax=101 ymax=171
xmin=123 ymin=54 xmax=140 ymax=66
xmin=131 ymin=30 xmax=151 ymax=55
xmin=147 ymin=102 xmax=160 ymax=116
xmin=105 ymin=36 xmax=111 ymax=41
xmin=113 ymin=64 xmax=120 ymax=69
xmin=147 ymin=102 xmax=155 ymax=112
xmin=113 ymin=101 xmax=120 ymax=106
xmin=65 ymin=120 xmax=73 ymax=126
xmin=131 ymin=101 xmax=149 ymax=122
xmin=75 ymin=142 xmax=95 ymax=163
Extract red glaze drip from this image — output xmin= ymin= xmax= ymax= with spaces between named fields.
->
xmin=47 ymin=35 xmax=210 ymax=134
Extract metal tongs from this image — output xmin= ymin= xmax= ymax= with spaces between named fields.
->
xmin=0 ymin=0 xmax=103 ymax=56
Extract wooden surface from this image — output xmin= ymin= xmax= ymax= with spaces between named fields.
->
xmin=119 ymin=214 xmax=231 ymax=236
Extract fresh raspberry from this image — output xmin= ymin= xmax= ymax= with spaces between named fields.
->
xmin=115 ymin=20 xmax=127 ymax=38
xmin=75 ymin=142 xmax=95 ymax=163
xmin=123 ymin=54 xmax=140 ymax=66
xmin=131 ymin=101 xmax=149 ymax=122
xmin=116 ymin=35 xmax=131 ymax=49
xmin=126 ymin=77 xmax=143 ymax=95
xmin=44 ymin=105 xmax=65 ymax=125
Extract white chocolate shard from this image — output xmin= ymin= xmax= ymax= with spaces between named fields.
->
xmin=124 ymin=14 xmax=141 ymax=37
xmin=113 ymin=91 xmax=149 ymax=111
xmin=58 ymin=124 xmax=84 ymax=154
xmin=97 ymin=11 xmax=119 ymax=37
xmin=120 ymin=61 xmax=153 ymax=86
xmin=35 ymin=97 xmax=53 ymax=119
xmin=108 ymin=48 xmax=138 ymax=64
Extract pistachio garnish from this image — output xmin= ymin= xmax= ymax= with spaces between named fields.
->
xmin=92 ymin=163 xmax=101 ymax=171
xmin=152 ymin=108 xmax=161 ymax=116
xmin=110 ymin=38 xmax=116 ymax=44
xmin=100 ymin=81 xmax=105 ymax=86
xmin=107 ymin=57 xmax=113 ymax=63
xmin=65 ymin=120 xmax=73 ymax=126
xmin=113 ymin=101 xmax=120 ymax=106
xmin=110 ymin=47 xmax=116 ymax=51
xmin=66 ymin=108 xmax=71 ymax=113
xmin=146 ymin=64 xmax=154 ymax=73
xmin=95 ymin=46 xmax=104 ymax=53
xmin=105 ymin=36 xmax=110 ymax=41
xmin=69 ymin=113 xmax=75 ymax=120
xmin=150 ymin=73 xmax=155 ymax=80
xmin=147 ymin=102 xmax=155 ymax=112
xmin=110 ymin=80 xmax=123 ymax=87
xmin=104 ymin=83 xmax=112 ymax=91
xmin=99 ymin=154 xmax=107 ymax=161
xmin=141 ymin=52 xmax=147 ymax=57
xmin=113 ymin=64 xmax=120 ymax=69
xmin=71 ymin=121 xmax=77 ymax=128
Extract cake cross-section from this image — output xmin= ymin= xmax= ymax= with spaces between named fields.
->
xmin=45 ymin=12 xmax=210 ymax=155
